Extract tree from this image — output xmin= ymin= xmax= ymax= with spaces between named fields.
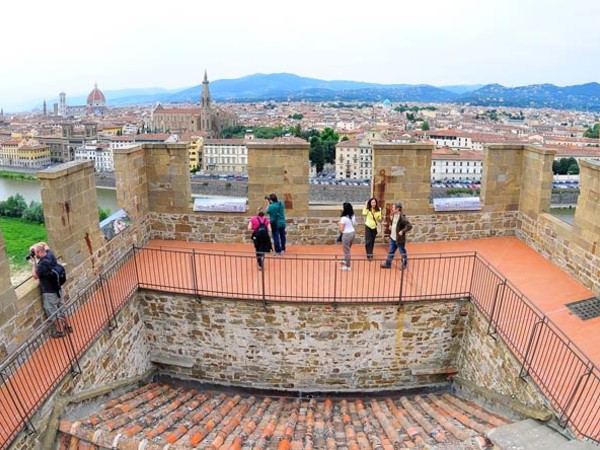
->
xmin=319 ymin=127 xmax=339 ymax=165
xmin=553 ymin=157 xmax=578 ymax=175
xmin=421 ymin=121 xmax=430 ymax=131
xmin=22 ymin=201 xmax=44 ymax=223
xmin=583 ymin=123 xmax=599 ymax=139
xmin=0 ymin=194 xmax=28 ymax=218
xmin=309 ymin=136 xmax=325 ymax=173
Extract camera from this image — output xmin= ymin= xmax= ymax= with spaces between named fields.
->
xmin=25 ymin=250 xmax=35 ymax=261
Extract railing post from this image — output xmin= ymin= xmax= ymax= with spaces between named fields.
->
xmin=487 ymin=281 xmax=506 ymax=336
xmin=61 ymin=324 xmax=82 ymax=375
xmin=190 ymin=249 xmax=200 ymax=302
xmin=99 ymin=276 xmax=117 ymax=331
xmin=519 ymin=317 xmax=546 ymax=379
xmin=398 ymin=265 xmax=405 ymax=307
xmin=558 ymin=361 xmax=594 ymax=429
xmin=332 ymin=256 xmax=338 ymax=308
xmin=132 ymin=244 xmax=141 ymax=288
xmin=0 ymin=370 xmax=36 ymax=433
xmin=468 ymin=253 xmax=477 ymax=296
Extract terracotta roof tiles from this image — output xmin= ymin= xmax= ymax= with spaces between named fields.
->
xmin=58 ymin=382 xmax=511 ymax=449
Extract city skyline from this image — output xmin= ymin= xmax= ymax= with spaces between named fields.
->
xmin=2 ymin=0 xmax=600 ymax=112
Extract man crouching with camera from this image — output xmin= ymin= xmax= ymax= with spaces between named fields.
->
xmin=29 ymin=242 xmax=72 ymax=338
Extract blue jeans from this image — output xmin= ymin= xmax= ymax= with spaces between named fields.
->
xmin=384 ymin=239 xmax=407 ymax=268
xmin=272 ymin=225 xmax=286 ymax=254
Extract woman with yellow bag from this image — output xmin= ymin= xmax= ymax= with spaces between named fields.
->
xmin=362 ymin=197 xmax=382 ymax=260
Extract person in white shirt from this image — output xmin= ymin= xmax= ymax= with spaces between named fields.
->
xmin=338 ymin=202 xmax=356 ymax=271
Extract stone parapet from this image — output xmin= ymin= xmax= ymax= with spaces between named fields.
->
xmin=519 ymin=146 xmax=556 ymax=218
xmin=147 ymin=210 xmax=519 ymax=245
xmin=482 ymin=145 xmax=525 ymax=212
xmin=114 ymin=144 xmax=149 ymax=220
xmin=247 ymin=140 xmax=310 ymax=217
xmin=519 ymin=212 xmax=600 ymax=295
xmin=145 ymin=143 xmax=191 ymax=214
xmin=573 ymin=159 xmax=600 ymax=251
xmin=372 ymin=143 xmax=434 ymax=217
xmin=38 ymin=161 xmax=104 ymax=276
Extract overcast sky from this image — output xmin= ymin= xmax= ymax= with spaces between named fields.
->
xmin=2 ymin=0 xmax=599 ymax=111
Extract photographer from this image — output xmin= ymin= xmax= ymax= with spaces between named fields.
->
xmin=29 ymin=242 xmax=72 ymax=338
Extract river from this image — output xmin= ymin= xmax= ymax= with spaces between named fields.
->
xmin=0 ymin=177 xmax=118 ymax=213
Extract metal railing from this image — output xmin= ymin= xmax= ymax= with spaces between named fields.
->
xmin=470 ymin=256 xmax=599 ymax=444
xmin=135 ymin=246 xmax=475 ymax=304
xmin=0 ymin=248 xmax=138 ymax=449
xmin=0 ymin=245 xmax=598 ymax=448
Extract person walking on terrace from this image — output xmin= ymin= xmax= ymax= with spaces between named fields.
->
xmin=362 ymin=197 xmax=382 ymax=260
xmin=266 ymin=193 xmax=286 ymax=255
xmin=248 ymin=207 xmax=272 ymax=271
xmin=339 ymin=202 xmax=357 ymax=271
xmin=380 ymin=202 xmax=412 ymax=270
xmin=29 ymin=242 xmax=72 ymax=338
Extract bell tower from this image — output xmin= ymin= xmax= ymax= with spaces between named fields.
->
xmin=200 ymin=70 xmax=213 ymax=134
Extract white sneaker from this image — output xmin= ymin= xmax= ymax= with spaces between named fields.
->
xmin=340 ymin=266 xmax=352 ymax=271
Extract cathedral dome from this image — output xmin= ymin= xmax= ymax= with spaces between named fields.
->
xmin=87 ymin=83 xmax=106 ymax=106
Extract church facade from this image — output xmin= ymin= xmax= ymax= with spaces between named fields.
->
xmin=149 ymin=71 xmax=237 ymax=137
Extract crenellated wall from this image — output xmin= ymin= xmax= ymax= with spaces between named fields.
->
xmin=2 ymin=143 xmax=599 ymax=363
xmin=247 ymin=140 xmax=310 ymax=217
xmin=518 ymin=159 xmax=600 ymax=294
xmin=372 ymin=143 xmax=434 ymax=216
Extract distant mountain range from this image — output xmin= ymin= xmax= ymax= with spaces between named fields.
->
xmin=60 ymin=73 xmax=600 ymax=112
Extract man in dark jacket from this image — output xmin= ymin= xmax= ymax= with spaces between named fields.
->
xmin=30 ymin=243 xmax=71 ymax=337
xmin=380 ymin=202 xmax=413 ymax=270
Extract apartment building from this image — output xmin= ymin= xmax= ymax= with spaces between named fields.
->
xmin=203 ymin=139 xmax=247 ymax=174
xmin=335 ymin=139 xmax=372 ymax=180
xmin=427 ymin=130 xmax=473 ymax=149
xmin=0 ymin=139 xmax=51 ymax=168
xmin=432 ymin=148 xmax=483 ymax=181
xmin=74 ymin=142 xmax=114 ymax=172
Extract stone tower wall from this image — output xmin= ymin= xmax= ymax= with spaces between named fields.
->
xmin=247 ymin=141 xmax=310 ymax=217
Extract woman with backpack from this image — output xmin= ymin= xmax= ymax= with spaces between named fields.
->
xmin=248 ymin=207 xmax=273 ymax=271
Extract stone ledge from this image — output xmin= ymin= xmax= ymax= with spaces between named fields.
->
xmin=149 ymin=351 xmax=195 ymax=368
xmin=410 ymin=365 xmax=458 ymax=376
xmin=454 ymin=376 xmax=553 ymax=422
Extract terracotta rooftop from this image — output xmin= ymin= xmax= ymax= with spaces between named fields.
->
xmin=58 ymin=381 xmax=511 ymax=449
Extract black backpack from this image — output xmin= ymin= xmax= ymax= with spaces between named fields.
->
xmin=53 ymin=262 xmax=67 ymax=287
xmin=253 ymin=218 xmax=270 ymax=242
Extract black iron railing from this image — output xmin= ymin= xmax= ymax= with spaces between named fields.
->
xmin=0 ymin=246 xmax=597 ymax=448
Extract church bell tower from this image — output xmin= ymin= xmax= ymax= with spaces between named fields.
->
xmin=200 ymin=70 xmax=213 ymax=134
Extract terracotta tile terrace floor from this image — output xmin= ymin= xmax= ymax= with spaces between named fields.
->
xmin=58 ymin=381 xmax=512 ymax=449
xmin=146 ymin=236 xmax=599 ymax=367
